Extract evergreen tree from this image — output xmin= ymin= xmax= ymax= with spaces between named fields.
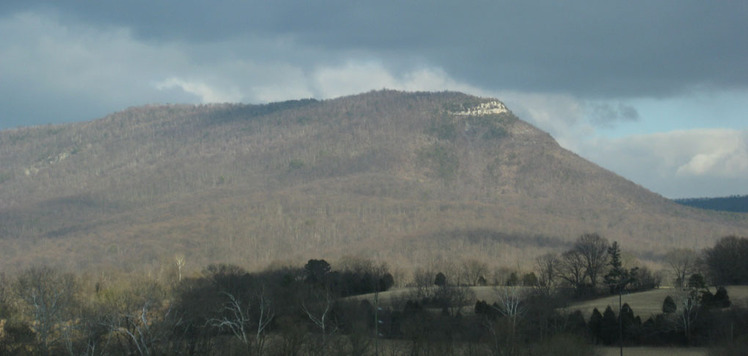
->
xmin=567 ymin=310 xmax=587 ymax=334
xmin=662 ymin=295 xmax=677 ymax=314
xmin=588 ymin=308 xmax=603 ymax=344
xmin=713 ymin=286 xmax=731 ymax=308
xmin=600 ymin=306 xmax=618 ymax=345
xmin=604 ymin=241 xmax=637 ymax=294
xmin=687 ymin=273 xmax=706 ymax=290
xmin=304 ymin=259 xmax=332 ymax=285
xmin=619 ymin=303 xmax=639 ymax=342
xmin=434 ymin=272 xmax=447 ymax=287
xmin=506 ymin=272 xmax=519 ymax=286
xmin=702 ymin=286 xmax=731 ymax=309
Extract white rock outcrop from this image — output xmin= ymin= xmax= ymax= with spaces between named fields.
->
xmin=452 ymin=101 xmax=508 ymax=116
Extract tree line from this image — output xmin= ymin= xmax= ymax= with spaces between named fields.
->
xmin=0 ymin=235 xmax=747 ymax=355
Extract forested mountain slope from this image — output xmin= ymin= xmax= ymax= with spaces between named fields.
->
xmin=1 ymin=90 xmax=746 ymax=273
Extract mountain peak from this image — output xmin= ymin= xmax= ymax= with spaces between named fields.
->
xmin=0 ymin=90 xmax=746 ymax=273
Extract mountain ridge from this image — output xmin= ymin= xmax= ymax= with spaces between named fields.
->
xmin=675 ymin=195 xmax=748 ymax=213
xmin=1 ymin=90 xmax=746 ymax=273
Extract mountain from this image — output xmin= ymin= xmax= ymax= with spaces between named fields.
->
xmin=675 ymin=195 xmax=748 ymax=213
xmin=1 ymin=90 xmax=746 ymax=273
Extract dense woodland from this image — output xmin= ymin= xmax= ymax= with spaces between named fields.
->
xmin=1 ymin=235 xmax=747 ymax=355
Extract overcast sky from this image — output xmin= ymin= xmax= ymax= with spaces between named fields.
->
xmin=1 ymin=1 xmax=746 ymax=198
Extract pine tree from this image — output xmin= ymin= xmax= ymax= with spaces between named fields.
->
xmin=588 ymin=308 xmax=603 ymax=344
xmin=604 ymin=241 xmax=637 ymax=294
xmin=662 ymin=295 xmax=677 ymax=314
xmin=600 ymin=306 xmax=618 ymax=345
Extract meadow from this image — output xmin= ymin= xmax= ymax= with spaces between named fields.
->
xmin=569 ymin=286 xmax=748 ymax=319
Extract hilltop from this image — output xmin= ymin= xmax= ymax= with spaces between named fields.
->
xmin=1 ymin=90 xmax=746 ymax=273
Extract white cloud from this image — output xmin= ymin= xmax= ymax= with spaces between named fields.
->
xmin=155 ymin=77 xmax=242 ymax=103
xmin=0 ymin=10 xmax=195 ymax=123
xmin=674 ymin=130 xmax=748 ymax=178
xmin=496 ymin=92 xmax=589 ymax=150
xmin=312 ymin=61 xmax=396 ymax=98
xmin=580 ymin=129 xmax=748 ymax=197
xmin=311 ymin=61 xmax=484 ymax=99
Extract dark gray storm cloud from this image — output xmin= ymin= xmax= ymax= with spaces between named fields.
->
xmin=7 ymin=1 xmax=746 ymax=99
xmin=588 ymin=103 xmax=639 ymax=127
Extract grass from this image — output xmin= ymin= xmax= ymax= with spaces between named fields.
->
xmin=363 ymin=285 xmax=748 ymax=321
xmin=569 ymin=286 xmax=748 ymax=319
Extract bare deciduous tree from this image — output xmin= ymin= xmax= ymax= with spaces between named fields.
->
xmin=664 ymin=248 xmax=698 ymax=288
xmin=461 ymin=259 xmax=488 ymax=286
xmin=209 ymin=292 xmax=252 ymax=346
xmin=97 ymin=277 xmax=169 ymax=356
xmin=574 ymin=233 xmax=609 ymax=288
xmin=490 ymin=286 xmax=527 ymax=355
xmin=557 ymin=250 xmax=586 ymax=292
xmin=535 ymin=253 xmax=559 ymax=291
xmin=434 ymin=284 xmax=476 ymax=316
xmin=107 ymin=301 xmax=165 ymax=356
xmin=15 ymin=266 xmax=77 ymax=355
xmin=411 ymin=267 xmax=436 ymax=299
xmin=301 ymin=286 xmax=337 ymax=349
xmin=174 ymin=254 xmax=186 ymax=283
xmin=678 ymin=290 xmax=700 ymax=344
xmin=253 ymin=285 xmax=274 ymax=355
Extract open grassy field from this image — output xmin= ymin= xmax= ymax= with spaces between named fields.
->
xmin=351 ymin=286 xmax=528 ymax=308
xmin=569 ymin=286 xmax=748 ymax=319
xmin=361 ymin=285 xmax=748 ymax=320
xmin=353 ymin=285 xmax=741 ymax=355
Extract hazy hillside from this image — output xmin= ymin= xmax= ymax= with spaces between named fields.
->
xmin=1 ymin=90 xmax=746 ymax=274
xmin=675 ymin=195 xmax=748 ymax=213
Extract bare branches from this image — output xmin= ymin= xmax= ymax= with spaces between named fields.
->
xmin=14 ymin=266 xmax=77 ymax=354
xmin=461 ymin=259 xmax=489 ymax=286
xmin=664 ymin=248 xmax=698 ymax=287
xmin=208 ymin=292 xmax=251 ymax=345
xmin=109 ymin=302 xmax=156 ymax=356
xmin=174 ymin=254 xmax=186 ymax=283
xmin=677 ymin=290 xmax=700 ymax=344
xmin=553 ymin=234 xmax=611 ymax=295
xmin=535 ymin=253 xmax=559 ymax=292
xmin=557 ymin=250 xmax=586 ymax=290
xmin=254 ymin=286 xmax=274 ymax=354
xmin=301 ymin=287 xmax=337 ymax=338
xmin=490 ymin=286 xmax=527 ymax=355
xmin=492 ymin=286 xmax=526 ymax=319
xmin=574 ymin=233 xmax=609 ymax=288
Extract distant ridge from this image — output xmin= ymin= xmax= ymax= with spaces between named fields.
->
xmin=674 ymin=195 xmax=748 ymax=213
xmin=1 ymin=90 xmax=746 ymax=273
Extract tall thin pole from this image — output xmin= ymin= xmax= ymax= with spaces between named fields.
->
xmin=619 ymin=289 xmax=623 ymax=356
xmin=374 ymin=289 xmax=379 ymax=356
